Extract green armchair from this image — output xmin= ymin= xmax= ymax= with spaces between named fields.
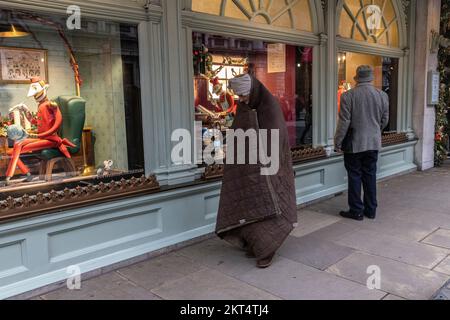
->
xmin=39 ymin=95 xmax=86 ymax=181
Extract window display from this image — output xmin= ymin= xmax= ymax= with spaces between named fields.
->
xmin=193 ymin=31 xmax=313 ymax=163
xmin=337 ymin=51 xmax=398 ymax=131
xmin=0 ymin=9 xmax=152 ymax=217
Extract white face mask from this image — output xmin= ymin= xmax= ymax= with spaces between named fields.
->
xmin=27 ymin=82 xmax=49 ymax=102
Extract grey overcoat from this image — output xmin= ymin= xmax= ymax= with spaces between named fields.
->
xmin=335 ymin=82 xmax=390 ymax=153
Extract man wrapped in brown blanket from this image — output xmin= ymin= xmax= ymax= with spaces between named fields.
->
xmin=215 ymin=74 xmax=298 ymax=268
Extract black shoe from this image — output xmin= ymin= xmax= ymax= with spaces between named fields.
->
xmin=364 ymin=213 xmax=376 ymax=220
xmin=340 ymin=211 xmax=364 ymax=221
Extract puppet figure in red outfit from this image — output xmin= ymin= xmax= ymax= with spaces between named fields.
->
xmin=209 ymin=77 xmax=237 ymax=115
xmin=4 ymin=77 xmax=76 ymax=186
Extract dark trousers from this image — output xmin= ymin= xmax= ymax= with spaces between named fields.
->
xmin=344 ymin=151 xmax=379 ymax=216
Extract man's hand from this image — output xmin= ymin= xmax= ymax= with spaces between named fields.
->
xmin=334 ymin=147 xmax=343 ymax=154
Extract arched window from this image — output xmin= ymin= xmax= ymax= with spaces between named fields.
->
xmin=191 ymin=0 xmax=313 ymax=32
xmin=338 ymin=0 xmax=402 ymax=47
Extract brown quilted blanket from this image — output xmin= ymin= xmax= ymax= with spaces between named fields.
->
xmin=216 ymin=76 xmax=298 ymax=235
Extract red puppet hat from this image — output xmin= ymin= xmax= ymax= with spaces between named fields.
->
xmin=210 ymin=77 xmax=223 ymax=94
xmin=210 ymin=77 xmax=220 ymax=86
xmin=30 ymin=77 xmax=46 ymax=86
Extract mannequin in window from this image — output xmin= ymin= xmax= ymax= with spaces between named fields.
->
xmin=4 ymin=78 xmax=76 ymax=186
xmin=210 ymin=77 xmax=237 ymax=115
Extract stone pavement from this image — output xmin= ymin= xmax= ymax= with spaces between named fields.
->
xmin=31 ymin=164 xmax=450 ymax=300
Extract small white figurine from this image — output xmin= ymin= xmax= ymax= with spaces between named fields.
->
xmin=97 ymin=160 xmax=114 ymax=177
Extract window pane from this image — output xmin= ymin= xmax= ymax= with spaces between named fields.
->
xmin=192 ymin=0 xmax=223 ymax=16
xmin=0 ymin=9 xmax=144 ymax=192
xmin=193 ymin=32 xmax=313 ymax=158
xmin=191 ymin=0 xmax=313 ymax=32
xmin=339 ymin=0 xmax=400 ymax=47
xmin=337 ymin=52 xmax=398 ymax=131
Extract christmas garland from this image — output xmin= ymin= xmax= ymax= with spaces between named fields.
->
xmin=435 ymin=0 xmax=450 ymax=166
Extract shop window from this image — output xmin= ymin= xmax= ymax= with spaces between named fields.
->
xmin=193 ymin=31 xmax=313 ymax=162
xmin=337 ymin=51 xmax=398 ymax=131
xmin=339 ymin=0 xmax=400 ymax=47
xmin=191 ymin=0 xmax=313 ymax=32
xmin=0 ymin=9 xmax=151 ymax=220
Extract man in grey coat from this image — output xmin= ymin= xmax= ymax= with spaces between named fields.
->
xmin=335 ymin=65 xmax=390 ymax=221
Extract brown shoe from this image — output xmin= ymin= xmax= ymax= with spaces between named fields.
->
xmin=256 ymin=252 xmax=276 ymax=268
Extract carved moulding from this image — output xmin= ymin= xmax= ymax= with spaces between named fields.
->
xmin=202 ymin=147 xmax=329 ymax=180
xmin=291 ymin=146 xmax=327 ymax=164
xmin=203 ymin=164 xmax=225 ymax=180
xmin=382 ymin=132 xmax=409 ymax=147
xmin=0 ymin=175 xmax=160 ymax=222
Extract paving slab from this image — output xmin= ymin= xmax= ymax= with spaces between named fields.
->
xmin=236 ymin=257 xmax=385 ymax=300
xmin=291 ymin=210 xmax=342 ymax=238
xmin=278 ymin=235 xmax=354 ymax=270
xmin=422 ymin=229 xmax=450 ymax=249
xmin=41 ymin=272 xmax=161 ymax=300
xmin=433 ymin=280 xmax=450 ymax=300
xmin=151 ymin=269 xmax=281 ymax=300
xmin=327 ymin=252 xmax=449 ymax=300
xmin=393 ymin=195 xmax=450 ymax=216
xmin=388 ymin=206 xmax=450 ymax=230
xmin=175 ymin=238 xmax=256 ymax=277
xmin=339 ymin=215 xmax=438 ymax=242
xmin=307 ymin=196 xmax=348 ymax=213
xmin=117 ymin=253 xmax=204 ymax=291
xmin=305 ymin=221 xmax=358 ymax=242
xmin=335 ymin=229 xmax=448 ymax=269
xmin=434 ymin=256 xmax=450 ymax=275
xmin=382 ymin=294 xmax=406 ymax=300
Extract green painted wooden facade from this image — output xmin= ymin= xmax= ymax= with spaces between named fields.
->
xmin=0 ymin=0 xmax=418 ymax=298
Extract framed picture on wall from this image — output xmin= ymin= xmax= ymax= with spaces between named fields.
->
xmin=0 ymin=47 xmax=48 ymax=84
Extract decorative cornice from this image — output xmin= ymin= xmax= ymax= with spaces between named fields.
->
xmin=0 ymin=0 xmax=163 ymax=23
xmin=319 ymin=32 xmax=328 ymax=46
xmin=401 ymin=0 xmax=411 ymax=29
xmin=0 ymin=175 xmax=160 ymax=222
xmin=321 ymin=0 xmax=327 ymax=22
